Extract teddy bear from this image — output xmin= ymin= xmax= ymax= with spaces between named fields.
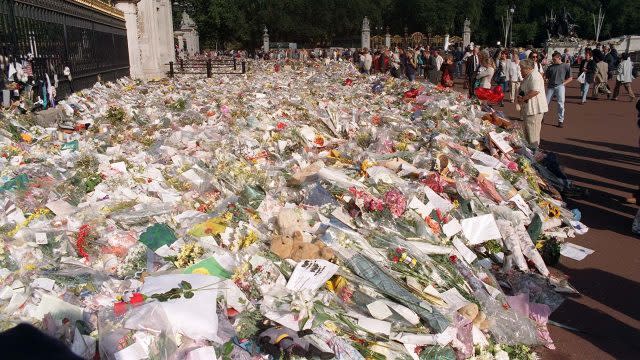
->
xmin=270 ymin=231 xmax=335 ymax=262
xmin=457 ymin=303 xmax=490 ymax=331
xmin=276 ymin=208 xmax=309 ymax=237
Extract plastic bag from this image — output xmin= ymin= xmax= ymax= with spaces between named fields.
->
xmin=98 ymin=302 xmax=177 ymax=360
xmin=476 ymin=291 xmax=539 ymax=346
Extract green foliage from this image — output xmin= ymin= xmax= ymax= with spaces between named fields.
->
xmin=150 ymin=281 xmax=195 ymax=302
xmin=539 ymin=237 xmax=561 ymax=266
xmin=105 ymin=106 xmax=126 ymax=126
xmin=234 ymin=308 xmax=264 ymax=339
xmin=167 ymin=98 xmax=187 ymax=111
xmin=174 ymin=0 xmax=640 ymax=49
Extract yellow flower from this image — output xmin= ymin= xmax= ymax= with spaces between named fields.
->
xmin=232 ymin=262 xmax=251 ymax=281
xmin=323 ymin=321 xmax=340 ymax=333
xmin=326 ymin=275 xmax=347 ymax=293
xmin=8 ymin=208 xmax=51 ymax=237
xmin=174 ymin=243 xmax=204 ymax=268
xmin=23 ymin=263 xmax=36 ymax=271
xmin=360 ymin=159 xmax=376 ymax=176
xmin=240 ymin=231 xmax=259 ymax=249
xmin=395 ymin=141 xmax=408 ymax=151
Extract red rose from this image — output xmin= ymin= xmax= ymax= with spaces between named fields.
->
xmin=129 ymin=293 xmax=144 ymax=305
xmin=449 ymin=255 xmax=458 ymax=263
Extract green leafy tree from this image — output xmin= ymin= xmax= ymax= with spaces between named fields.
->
xmin=172 ymin=0 xmax=640 ymax=50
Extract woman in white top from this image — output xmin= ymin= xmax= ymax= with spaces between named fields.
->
xmin=506 ymin=50 xmax=523 ymax=102
xmin=475 ymin=56 xmax=495 ymax=89
xmin=528 ymin=51 xmax=544 ymax=76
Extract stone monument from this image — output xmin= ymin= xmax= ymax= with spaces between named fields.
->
xmin=174 ymin=11 xmax=200 ymax=56
xmin=361 ymin=17 xmax=371 ymax=50
xmin=463 ymin=19 xmax=471 ymax=49
xmin=544 ymin=9 xmax=592 ymax=60
xmin=263 ymin=27 xmax=269 ymax=53
xmin=385 ymin=27 xmax=391 ymax=49
xmin=115 ymin=0 xmax=175 ymax=79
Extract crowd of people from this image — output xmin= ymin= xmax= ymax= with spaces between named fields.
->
xmin=333 ymin=43 xmax=637 ymax=150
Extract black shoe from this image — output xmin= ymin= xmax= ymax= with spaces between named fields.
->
xmin=558 ymin=122 xmax=564 ymax=128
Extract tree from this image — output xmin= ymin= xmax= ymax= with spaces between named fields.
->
xmin=172 ymin=0 xmax=640 ymax=50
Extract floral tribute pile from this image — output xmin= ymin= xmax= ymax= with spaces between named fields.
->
xmin=0 ymin=60 xmax=586 ymax=359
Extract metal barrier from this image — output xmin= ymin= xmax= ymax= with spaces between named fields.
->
xmin=0 ymin=0 xmax=129 ymax=99
xmin=167 ymin=58 xmax=247 ymax=78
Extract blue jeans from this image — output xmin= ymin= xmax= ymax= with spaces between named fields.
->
xmin=546 ymin=84 xmax=565 ymax=123
xmin=455 ymin=61 xmax=464 ymax=77
xmin=580 ymin=83 xmax=590 ymax=103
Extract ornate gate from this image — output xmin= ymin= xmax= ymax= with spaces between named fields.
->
xmin=0 ymin=0 xmax=129 ymax=98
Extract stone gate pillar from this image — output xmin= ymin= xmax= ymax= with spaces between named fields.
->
xmin=463 ymin=19 xmax=471 ymax=49
xmin=114 ymin=0 xmax=143 ymax=79
xmin=361 ymin=17 xmax=370 ymax=49
xmin=263 ymin=27 xmax=269 ymax=53
xmin=385 ymin=27 xmax=391 ymax=49
xmin=115 ymin=0 xmax=174 ymax=79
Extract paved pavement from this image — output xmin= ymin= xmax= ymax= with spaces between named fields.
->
xmin=464 ymin=77 xmax=640 ymax=359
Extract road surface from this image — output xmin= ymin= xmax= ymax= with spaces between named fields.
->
xmin=483 ymin=76 xmax=639 ymax=359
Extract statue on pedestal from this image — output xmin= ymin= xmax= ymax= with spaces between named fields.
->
xmin=546 ymin=9 xmax=578 ymax=39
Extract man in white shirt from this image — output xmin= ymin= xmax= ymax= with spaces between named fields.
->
xmin=612 ymin=53 xmax=636 ymax=101
xmin=435 ymin=50 xmax=444 ymax=70
xmin=518 ymin=59 xmax=549 ymax=149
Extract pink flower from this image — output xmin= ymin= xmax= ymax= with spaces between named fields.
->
xmin=384 ymin=189 xmax=407 ymax=217
xmin=366 ymin=197 xmax=384 ymax=212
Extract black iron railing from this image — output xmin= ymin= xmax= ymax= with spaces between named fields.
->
xmin=0 ymin=0 xmax=129 ymax=99
xmin=167 ymin=57 xmax=247 ymax=78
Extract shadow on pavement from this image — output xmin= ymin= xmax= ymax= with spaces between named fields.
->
xmin=548 ymin=299 xmax=640 ymax=360
xmin=565 ymin=192 xmax=638 ymax=235
xmin=542 ymin=140 xmax=640 ymax=167
xmin=555 ymin=264 xmax=640 ymax=322
xmin=544 ymin=153 xmax=639 ymax=190
xmin=566 ymin=174 xmax=638 ymax=194
xmin=566 ymin=138 xmax=639 ymax=155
